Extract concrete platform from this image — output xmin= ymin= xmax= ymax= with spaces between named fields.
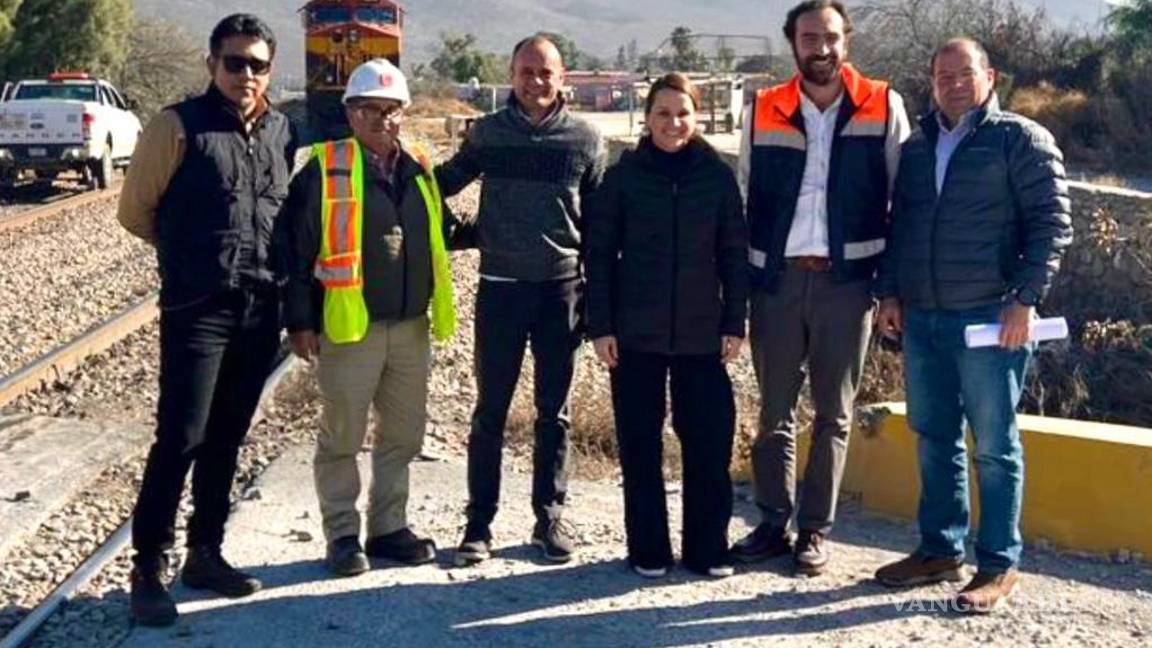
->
xmin=0 ymin=415 xmax=150 ymax=562
xmin=119 ymin=444 xmax=1152 ymax=647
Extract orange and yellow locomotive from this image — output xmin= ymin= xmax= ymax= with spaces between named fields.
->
xmin=300 ymin=0 xmax=404 ymax=138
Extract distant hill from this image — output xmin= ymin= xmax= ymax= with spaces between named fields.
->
xmin=132 ymin=0 xmax=1111 ymax=81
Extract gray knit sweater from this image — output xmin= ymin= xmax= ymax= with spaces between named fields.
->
xmin=436 ymin=98 xmax=605 ymax=281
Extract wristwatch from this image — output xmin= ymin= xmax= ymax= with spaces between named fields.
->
xmin=1010 ymin=285 xmax=1042 ymax=307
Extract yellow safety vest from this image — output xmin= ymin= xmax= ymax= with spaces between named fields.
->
xmin=312 ymin=138 xmax=456 ymax=344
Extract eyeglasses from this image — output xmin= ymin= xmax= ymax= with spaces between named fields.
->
xmin=352 ymin=103 xmax=405 ymax=123
xmin=220 ymin=55 xmax=272 ymax=76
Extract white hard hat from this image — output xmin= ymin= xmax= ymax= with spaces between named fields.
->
xmin=342 ymin=59 xmax=411 ymax=106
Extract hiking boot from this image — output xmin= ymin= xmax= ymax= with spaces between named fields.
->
xmin=954 ymin=569 xmax=1020 ymax=614
xmin=730 ymin=524 xmax=793 ymax=563
xmin=794 ymin=530 xmax=829 ymax=576
xmin=455 ymin=522 xmax=492 ymax=566
xmin=875 ymin=551 xmax=966 ymax=588
xmin=130 ymin=561 xmax=177 ymax=627
xmin=531 ymin=518 xmax=578 ymax=563
xmin=181 ymin=545 xmax=262 ymax=598
xmin=326 ymin=536 xmax=370 ymax=577
xmin=366 ymin=528 xmax=436 ymax=565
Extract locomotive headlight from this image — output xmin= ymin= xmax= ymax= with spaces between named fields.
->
xmin=348 ymin=29 xmax=360 ymax=44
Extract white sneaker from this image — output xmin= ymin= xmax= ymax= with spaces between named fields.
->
xmin=633 ymin=565 xmax=668 ymax=579
xmin=708 ymin=565 xmax=735 ymax=578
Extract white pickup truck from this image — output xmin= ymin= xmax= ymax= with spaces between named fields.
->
xmin=0 ymin=72 xmax=142 ymax=190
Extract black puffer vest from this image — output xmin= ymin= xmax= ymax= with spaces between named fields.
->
xmin=154 ymin=86 xmax=295 ymax=307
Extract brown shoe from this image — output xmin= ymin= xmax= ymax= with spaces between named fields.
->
xmin=875 ymin=552 xmax=966 ymax=588
xmin=794 ymin=530 xmax=828 ymax=576
xmin=954 ymin=569 xmax=1020 ymax=614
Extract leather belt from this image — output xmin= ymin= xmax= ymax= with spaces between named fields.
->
xmin=785 ymin=256 xmax=832 ymax=273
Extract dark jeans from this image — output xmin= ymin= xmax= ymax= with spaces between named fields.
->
xmin=131 ymin=289 xmax=280 ymax=567
xmin=748 ymin=268 xmax=874 ymax=534
xmin=466 ymin=278 xmax=581 ymax=526
xmin=904 ymin=304 xmax=1031 ymax=573
xmin=611 ymin=350 xmax=735 ymax=571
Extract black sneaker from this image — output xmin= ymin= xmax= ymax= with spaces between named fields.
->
xmin=130 ymin=560 xmax=177 ymax=627
xmin=794 ymin=529 xmax=829 ymax=576
xmin=531 ymin=518 xmax=577 ymax=563
xmin=366 ymin=528 xmax=436 ymax=565
xmin=731 ymin=523 xmax=793 ymax=563
xmin=181 ymin=545 xmax=262 ymax=598
xmin=326 ymin=536 xmax=370 ymax=577
xmin=455 ymin=522 xmax=492 ymax=566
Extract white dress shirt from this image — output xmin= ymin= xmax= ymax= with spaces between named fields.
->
xmin=785 ymin=92 xmax=843 ymax=258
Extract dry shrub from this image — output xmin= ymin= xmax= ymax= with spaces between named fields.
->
xmin=1009 ymin=82 xmax=1103 ymax=163
xmin=407 ymin=95 xmax=481 ymax=118
xmin=1024 ymin=320 xmax=1152 ymax=426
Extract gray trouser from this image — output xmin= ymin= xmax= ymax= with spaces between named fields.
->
xmin=314 ymin=316 xmax=430 ymax=543
xmin=749 ymin=266 xmax=874 ymax=534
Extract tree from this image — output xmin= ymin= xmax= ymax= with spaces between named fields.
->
xmin=0 ymin=0 xmax=22 ymax=52
xmin=429 ymin=32 xmax=505 ymax=84
xmin=1106 ymin=0 xmax=1152 ymax=61
xmin=668 ymin=26 xmax=708 ymax=71
xmin=626 ymin=39 xmax=640 ymax=70
xmin=614 ymin=45 xmax=627 ymax=70
xmin=716 ymin=38 xmax=736 ymax=73
xmin=852 ymin=0 xmax=1093 ymax=115
xmin=116 ymin=19 xmax=204 ymax=120
xmin=2 ymin=0 xmax=133 ymax=79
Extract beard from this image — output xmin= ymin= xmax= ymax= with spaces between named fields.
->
xmin=794 ymin=51 xmax=842 ymax=87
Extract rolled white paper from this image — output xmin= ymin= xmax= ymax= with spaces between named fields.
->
xmin=964 ymin=317 xmax=1069 ymax=348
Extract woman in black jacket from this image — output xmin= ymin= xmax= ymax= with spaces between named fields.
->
xmin=585 ymin=73 xmax=748 ymax=579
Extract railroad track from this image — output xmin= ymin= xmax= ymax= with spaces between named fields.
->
xmin=0 ymin=296 xmax=158 ymax=409
xmin=0 ymin=183 xmax=121 ymax=234
xmin=0 ymin=295 xmax=298 ymax=648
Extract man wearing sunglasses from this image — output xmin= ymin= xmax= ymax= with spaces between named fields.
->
xmin=282 ymin=59 xmax=470 ymax=578
xmin=117 ymin=13 xmax=295 ymax=627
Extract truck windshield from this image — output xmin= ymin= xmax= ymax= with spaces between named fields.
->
xmin=13 ymin=84 xmax=98 ymax=102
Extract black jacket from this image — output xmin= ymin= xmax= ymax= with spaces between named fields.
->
xmin=155 ymin=86 xmax=296 ymax=307
xmin=281 ymin=145 xmax=472 ymax=333
xmin=875 ymin=95 xmax=1073 ymax=310
xmin=585 ymin=137 xmax=748 ymax=355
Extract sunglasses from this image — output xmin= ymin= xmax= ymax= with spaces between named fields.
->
xmin=219 ymin=55 xmax=272 ymax=76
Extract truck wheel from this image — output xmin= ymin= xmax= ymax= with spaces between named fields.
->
xmin=91 ymin=149 xmax=113 ymax=190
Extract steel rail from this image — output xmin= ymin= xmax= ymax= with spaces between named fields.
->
xmin=0 ymin=351 xmax=299 ymax=648
xmin=0 ymin=183 xmax=122 ymax=234
xmin=0 ymin=293 xmax=159 ymax=409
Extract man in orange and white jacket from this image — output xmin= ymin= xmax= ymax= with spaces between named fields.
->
xmin=734 ymin=0 xmax=910 ymax=575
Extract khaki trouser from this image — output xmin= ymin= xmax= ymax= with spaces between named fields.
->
xmin=314 ymin=316 xmax=430 ymax=542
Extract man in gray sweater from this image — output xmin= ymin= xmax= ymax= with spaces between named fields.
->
xmin=436 ymin=35 xmax=605 ymax=565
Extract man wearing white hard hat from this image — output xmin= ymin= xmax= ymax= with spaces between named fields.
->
xmin=282 ymin=58 xmax=469 ymax=576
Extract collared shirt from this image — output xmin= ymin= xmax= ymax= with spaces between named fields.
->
xmin=784 ymin=91 xmax=844 ymax=258
xmin=935 ymin=110 xmax=976 ymax=194
xmin=363 ymin=144 xmax=401 ymax=200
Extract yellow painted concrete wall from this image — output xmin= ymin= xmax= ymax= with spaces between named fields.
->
xmin=814 ymin=404 xmax=1152 ymax=557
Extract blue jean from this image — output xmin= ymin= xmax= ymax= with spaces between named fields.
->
xmin=903 ymin=305 xmax=1031 ymax=574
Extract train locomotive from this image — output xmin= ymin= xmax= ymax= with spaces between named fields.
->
xmin=301 ymin=0 xmax=404 ymax=140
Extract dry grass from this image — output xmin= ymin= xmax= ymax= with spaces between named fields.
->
xmin=501 ymin=334 xmax=911 ymax=482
